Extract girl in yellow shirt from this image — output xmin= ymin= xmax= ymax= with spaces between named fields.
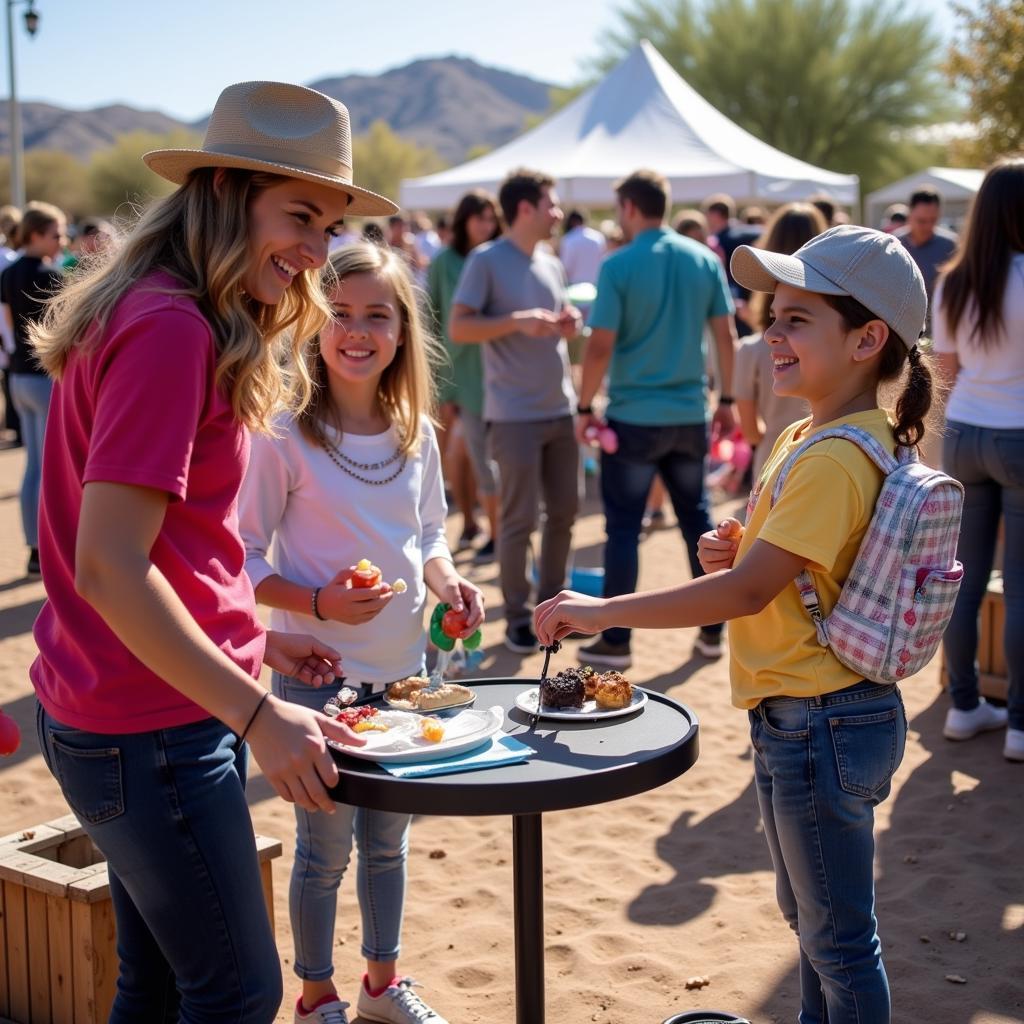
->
xmin=535 ymin=226 xmax=932 ymax=1024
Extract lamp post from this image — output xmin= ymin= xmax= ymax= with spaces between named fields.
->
xmin=6 ymin=0 xmax=40 ymax=210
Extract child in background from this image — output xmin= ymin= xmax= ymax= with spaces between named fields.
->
xmin=241 ymin=243 xmax=483 ymax=1024
xmin=535 ymin=226 xmax=932 ymax=1024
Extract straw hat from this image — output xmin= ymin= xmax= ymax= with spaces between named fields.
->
xmin=143 ymin=81 xmax=398 ymax=217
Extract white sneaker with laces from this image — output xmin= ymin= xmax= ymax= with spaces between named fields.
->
xmin=943 ymin=699 xmax=1008 ymax=741
xmin=294 ymin=995 xmax=350 ymax=1024
xmin=1004 ymin=728 xmax=1024 ymax=763
xmin=357 ymin=977 xmax=448 ymax=1024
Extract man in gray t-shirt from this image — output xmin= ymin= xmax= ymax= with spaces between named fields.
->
xmin=894 ymin=189 xmax=957 ymax=333
xmin=451 ymin=169 xmax=582 ymax=652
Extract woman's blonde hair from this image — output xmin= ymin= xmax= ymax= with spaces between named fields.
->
xmin=30 ymin=168 xmax=334 ymax=432
xmin=298 ymin=243 xmax=439 ymax=456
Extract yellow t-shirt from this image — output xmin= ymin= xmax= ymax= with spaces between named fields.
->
xmin=728 ymin=407 xmax=896 ymax=709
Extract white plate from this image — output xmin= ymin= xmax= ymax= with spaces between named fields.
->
xmin=329 ymin=706 xmax=504 ymax=764
xmin=514 ymin=686 xmax=647 ymax=721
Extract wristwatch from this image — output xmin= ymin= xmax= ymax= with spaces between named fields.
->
xmin=718 ymin=395 xmax=735 ymax=406
xmin=576 ymin=404 xmax=594 ymax=415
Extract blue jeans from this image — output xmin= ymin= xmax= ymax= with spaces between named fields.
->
xmin=942 ymin=420 xmax=1024 ymax=729
xmin=10 ymin=372 xmax=51 ymax=547
xmin=273 ymin=674 xmax=410 ymax=978
xmin=35 ymin=704 xmax=281 ymax=1024
xmin=600 ymin=420 xmax=719 ymax=647
xmin=749 ymin=681 xmax=907 ymax=1024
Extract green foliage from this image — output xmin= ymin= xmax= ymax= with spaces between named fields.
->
xmin=87 ymin=130 xmax=199 ymax=216
xmin=0 ymin=149 xmax=90 ymax=216
xmin=350 ymin=121 xmax=445 ymax=204
xmin=594 ymin=0 xmax=951 ymax=196
xmin=945 ymin=0 xmax=1024 ymax=163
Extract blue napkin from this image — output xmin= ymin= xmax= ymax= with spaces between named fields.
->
xmin=381 ymin=735 xmax=534 ymax=778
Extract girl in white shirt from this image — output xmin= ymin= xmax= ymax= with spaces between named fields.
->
xmin=241 ymin=242 xmax=483 ymax=1024
xmin=932 ymin=156 xmax=1024 ymax=762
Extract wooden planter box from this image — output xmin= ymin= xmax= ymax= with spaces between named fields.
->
xmin=0 ymin=816 xmax=281 ymax=1024
xmin=940 ymin=571 xmax=1007 ymax=702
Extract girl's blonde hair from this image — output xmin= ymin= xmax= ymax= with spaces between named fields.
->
xmin=298 ymin=243 xmax=438 ymax=456
xmin=30 ymin=168 xmax=334 ymax=432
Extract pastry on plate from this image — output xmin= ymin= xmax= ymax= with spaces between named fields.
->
xmin=387 ymin=676 xmax=431 ymax=702
xmin=580 ymin=665 xmax=600 ymax=700
xmin=540 ymin=668 xmax=585 ymax=709
xmin=415 ymin=683 xmax=473 ymax=710
xmin=594 ymin=671 xmax=633 ymax=710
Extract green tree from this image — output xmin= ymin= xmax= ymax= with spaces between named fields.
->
xmin=0 ymin=150 xmax=91 ymax=217
xmin=945 ymin=0 xmax=1024 ymax=163
xmin=351 ymin=120 xmax=445 ymax=204
xmin=594 ymin=0 xmax=950 ymax=196
xmin=88 ymin=130 xmax=200 ymax=216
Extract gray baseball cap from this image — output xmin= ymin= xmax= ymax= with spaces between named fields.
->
xmin=730 ymin=225 xmax=927 ymax=348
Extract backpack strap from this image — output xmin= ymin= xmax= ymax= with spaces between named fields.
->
xmin=768 ymin=424 xmax=904 ymax=648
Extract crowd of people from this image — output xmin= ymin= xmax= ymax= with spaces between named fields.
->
xmin=0 ymin=72 xmax=1020 ymax=1024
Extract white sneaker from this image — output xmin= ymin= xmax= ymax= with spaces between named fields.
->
xmin=357 ymin=977 xmax=448 ymax=1024
xmin=693 ymin=629 xmax=724 ymax=659
xmin=294 ymin=995 xmax=350 ymax=1024
xmin=1004 ymin=728 xmax=1024 ymax=763
xmin=943 ymin=699 xmax=1008 ymax=741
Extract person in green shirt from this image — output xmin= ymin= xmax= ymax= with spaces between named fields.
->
xmin=426 ymin=189 xmax=502 ymax=562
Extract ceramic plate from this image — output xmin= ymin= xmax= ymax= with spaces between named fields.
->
xmin=514 ymin=686 xmax=647 ymax=721
xmin=329 ymin=706 xmax=503 ymax=763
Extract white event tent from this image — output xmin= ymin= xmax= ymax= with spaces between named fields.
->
xmin=864 ymin=167 xmax=984 ymax=229
xmin=400 ymin=40 xmax=858 ymax=211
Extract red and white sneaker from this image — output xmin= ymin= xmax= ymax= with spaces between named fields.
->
xmin=294 ymin=994 xmax=350 ymax=1024
xmin=357 ymin=976 xmax=448 ymax=1023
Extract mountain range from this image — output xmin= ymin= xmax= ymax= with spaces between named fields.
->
xmin=0 ymin=56 xmax=556 ymax=165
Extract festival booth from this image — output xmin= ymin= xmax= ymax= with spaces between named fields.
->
xmin=400 ymin=40 xmax=859 ymax=212
xmin=865 ymin=167 xmax=983 ymax=230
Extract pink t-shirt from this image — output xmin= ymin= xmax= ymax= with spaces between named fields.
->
xmin=31 ymin=273 xmax=266 ymax=733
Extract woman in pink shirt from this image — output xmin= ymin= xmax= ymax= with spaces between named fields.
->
xmin=27 ymin=82 xmax=398 ymax=1023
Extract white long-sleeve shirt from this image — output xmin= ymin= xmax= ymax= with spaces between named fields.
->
xmin=240 ymin=415 xmax=451 ymax=685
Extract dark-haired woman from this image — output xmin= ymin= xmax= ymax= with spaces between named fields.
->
xmin=0 ymin=201 xmax=66 ymax=575
xmin=934 ymin=156 xmax=1024 ymax=761
xmin=427 ymin=189 xmax=502 ymax=561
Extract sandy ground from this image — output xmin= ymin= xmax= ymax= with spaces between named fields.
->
xmin=0 ymin=440 xmax=1021 ymax=1024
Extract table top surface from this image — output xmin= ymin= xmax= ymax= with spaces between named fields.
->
xmin=327 ymin=677 xmax=700 ymax=816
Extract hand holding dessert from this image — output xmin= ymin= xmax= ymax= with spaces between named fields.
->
xmin=697 ymin=517 xmax=745 ymax=574
xmin=315 ymin=562 xmax=395 ymax=625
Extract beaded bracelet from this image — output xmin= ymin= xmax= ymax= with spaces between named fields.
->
xmin=238 ymin=691 xmax=269 ymax=744
xmin=312 ymin=586 xmax=326 ymax=621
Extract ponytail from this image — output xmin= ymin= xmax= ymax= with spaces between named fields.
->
xmin=823 ymin=293 xmax=933 ymax=450
xmin=889 ymin=344 xmax=932 ymax=449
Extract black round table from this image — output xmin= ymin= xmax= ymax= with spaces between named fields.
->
xmin=328 ymin=677 xmax=700 ymax=1024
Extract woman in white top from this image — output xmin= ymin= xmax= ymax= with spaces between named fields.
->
xmin=933 ymin=156 xmax=1024 ymax=761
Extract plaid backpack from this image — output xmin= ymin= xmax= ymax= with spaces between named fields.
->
xmin=759 ymin=425 xmax=964 ymax=684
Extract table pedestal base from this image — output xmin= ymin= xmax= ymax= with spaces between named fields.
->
xmin=513 ymin=813 xmax=544 ymax=1024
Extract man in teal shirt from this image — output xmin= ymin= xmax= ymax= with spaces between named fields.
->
xmin=576 ymin=169 xmax=737 ymax=667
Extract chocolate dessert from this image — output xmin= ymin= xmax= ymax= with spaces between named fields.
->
xmin=539 ymin=667 xmax=586 ymax=709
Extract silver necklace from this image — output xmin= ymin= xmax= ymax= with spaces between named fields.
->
xmin=322 ymin=440 xmax=406 ymax=485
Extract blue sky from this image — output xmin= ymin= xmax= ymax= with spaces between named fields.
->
xmin=7 ymin=0 xmax=969 ymax=121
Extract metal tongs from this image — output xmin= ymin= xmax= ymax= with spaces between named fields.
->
xmin=530 ymin=640 xmax=561 ymax=730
